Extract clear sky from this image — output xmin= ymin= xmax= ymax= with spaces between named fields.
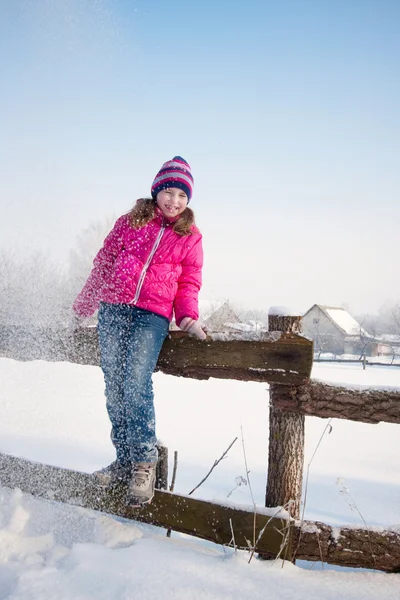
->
xmin=1 ymin=0 xmax=399 ymax=315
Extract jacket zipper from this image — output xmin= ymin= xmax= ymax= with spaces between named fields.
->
xmin=133 ymin=220 xmax=166 ymax=305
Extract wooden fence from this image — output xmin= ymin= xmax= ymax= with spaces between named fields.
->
xmin=0 ymin=320 xmax=399 ymax=572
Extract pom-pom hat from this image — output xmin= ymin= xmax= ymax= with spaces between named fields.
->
xmin=151 ymin=156 xmax=194 ymax=202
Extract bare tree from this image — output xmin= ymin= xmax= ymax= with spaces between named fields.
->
xmin=0 ymin=249 xmax=71 ymax=358
xmin=357 ymin=305 xmax=400 ymax=363
xmin=306 ymin=319 xmax=332 ymax=359
xmin=0 ymin=249 xmax=67 ymax=328
xmin=66 ymin=215 xmax=116 ymax=307
xmin=391 ymin=304 xmax=400 ymax=334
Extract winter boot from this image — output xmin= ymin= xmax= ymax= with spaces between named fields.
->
xmin=94 ymin=461 xmax=132 ymax=488
xmin=126 ymin=461 xmax=157 ymax=506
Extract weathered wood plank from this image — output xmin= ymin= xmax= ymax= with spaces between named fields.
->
xmin=70 ymin=329 xmax=313 ymax=384
xmin=293 ymin=520 xmax=400 ymax=573
xmin=0 ymin=452 xmax=291 ymax=558
xmin=0 ymin=326 xmax=314 ymax=385
xmin=2 ymin=453 xmax=398 ymax=572
xmin=155 ymin=331 xmax=313 ymax=385
xmin=271 ymin=380 xmax=400 ymax=424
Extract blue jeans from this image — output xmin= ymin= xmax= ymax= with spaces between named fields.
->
xmin=98 ymin=302 xmax=169 ymax=464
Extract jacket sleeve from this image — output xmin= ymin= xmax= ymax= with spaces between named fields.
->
xmin=72 ymin=215 xmax=127 ymax=318
xmin=174 ymin=234 xmax=203 ymax=327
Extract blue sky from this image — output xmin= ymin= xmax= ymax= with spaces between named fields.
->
xmin=1 ymin=0 xmax=399 ymax=314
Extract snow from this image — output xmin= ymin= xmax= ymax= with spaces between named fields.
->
xmin=1 ymin=357 xmax=400 ymax=599
xmin=223 ymin=321 xmax=268 ymax=333
xmin=380 ymin=334 xmax=400 ymax=343
xmin=324 ymin=307 xmax=372 ymax=337
xmin=268 ymin=306 xmax=299 ymax=316
xmin=209 ymin=331 xmax=281 ymax=342
xmin=312 ymin=361 xmax=400 ymax=391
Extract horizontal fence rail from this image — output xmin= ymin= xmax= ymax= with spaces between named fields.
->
xmin=270 ymin=380 xmax=400 ymax=425
xmin=2 ymin=327 xmax=400 ymax=424
xmin=2 ymin=321 xmax=400 ymax=572
xmin=0 ymin=326 xmax=314 ymax=386
xmin=0 ymin=452 xmax=292 ymax=560
xmin=1 ymin=452 xmax=399 ymax=572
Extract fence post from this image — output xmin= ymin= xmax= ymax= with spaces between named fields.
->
xmin=265 ymin=310 xmax=305 ymax=519
xmin=156 ymin=444 xmax=168 ymax=490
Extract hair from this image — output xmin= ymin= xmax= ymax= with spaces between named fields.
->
xmin=128 ymin=197 xmax=196 ymax=236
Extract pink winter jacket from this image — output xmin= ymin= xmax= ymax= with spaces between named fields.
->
xmin=72 ymin=210 xmax=203 ymax=325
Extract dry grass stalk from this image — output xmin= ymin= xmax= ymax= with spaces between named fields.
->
xmin=188 ymin=437 xmax=238 ymax=496
xmin=166 ymin=450 xmax=179 ymax=538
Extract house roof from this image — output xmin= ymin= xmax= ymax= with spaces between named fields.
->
xmin=203 ymin=301 xmax=240 ymax=331
xmin=304 ymin=304 xmax=373 ymax=338
xmin=378 ymin=334 xmax=400 ymax=344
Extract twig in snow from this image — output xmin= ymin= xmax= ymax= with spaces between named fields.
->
xmin=166 ymin=450 xmax=178 ymax=538
xmin=248 ymin=500 xmax=293 ymax=564
xmin=316 ymin=528 xmax=325 ymax=568
xmin=293 ymin=419 xmax=333 ymax=563
xmin=188 ymin=437 xmax=238 ymax=496
xmin=228 ymin=518 xmax=237 ymax=554
xmin=337 ymin=478 xmax=377 ymax=570
xmin=273 ymin=515 xmax=293 ymax=567
xmin=240 ymin=426 xmax=258 ymax=562
xmin=226 ymin=475 xmax=247 ymax=498
xmin=240 ymin=427 xmax=255 ymax=507
xmin=301 ymin=419 xmax=333 ymax=522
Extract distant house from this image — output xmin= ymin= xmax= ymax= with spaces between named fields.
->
xmin=301 ymin=304 xmax=376 ymax=356
xmin=375 ymin=334 xmax=400 ymax=358
xmin=203 ymin=301 xmax=241 ymax=333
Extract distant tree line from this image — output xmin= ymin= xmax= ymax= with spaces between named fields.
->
xmin=0 ymin=217 xmax=114 ymax=330
xmin=355 ymin=306 xmax=400 ymax=338
xmin=0 ymin=216 xmax=399 ymax=338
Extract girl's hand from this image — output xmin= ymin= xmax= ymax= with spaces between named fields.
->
xmin=179 ymin=317 xmax=207 ymax=341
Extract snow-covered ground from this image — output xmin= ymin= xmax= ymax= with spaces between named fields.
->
xmin=1 ymin=358 xmax=399 ymax=599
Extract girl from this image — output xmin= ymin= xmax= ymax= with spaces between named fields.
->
xmin=72 ymin=156 xmax=205 ymax=506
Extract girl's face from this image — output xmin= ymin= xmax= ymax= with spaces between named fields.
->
xmin=156 ymin=187 xmax=188 ymax=218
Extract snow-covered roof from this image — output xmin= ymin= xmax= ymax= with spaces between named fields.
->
xmin=378 ymin=334 xmax=400 ymax=344
xmin=268 ymin=305 xmax=300 ymax=317
xmin=200 ymin=300 xmax=230 ymax=320
xmin=309 ymin=305 xmax=373 ymax=338
xmin=324 ymin=307 xmax=368 ymax=336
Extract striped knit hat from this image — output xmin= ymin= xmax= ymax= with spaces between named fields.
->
xmin=151 ymin=156 xmax=194 ymax=202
